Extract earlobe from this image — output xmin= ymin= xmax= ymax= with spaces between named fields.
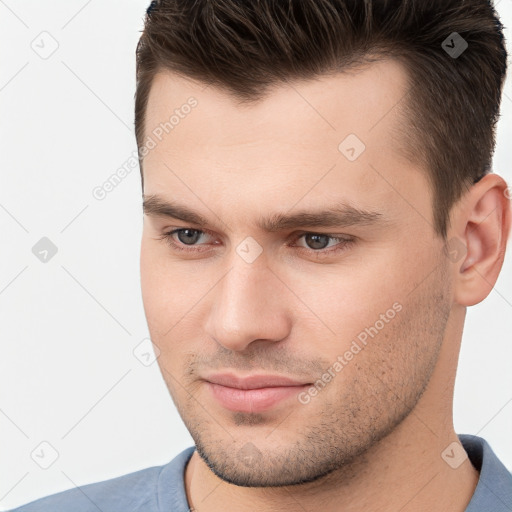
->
xmin=451 ymin=174 xmax=511 ymax=307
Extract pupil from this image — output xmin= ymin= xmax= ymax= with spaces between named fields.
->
xmin=178 ymin=229 xmax=200 ymax=245
xmin=306 ymin=234 xmax=328 ymax=250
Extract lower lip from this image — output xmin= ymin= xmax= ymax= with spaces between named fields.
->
xmin=206 ymin=382 xmax=310 ymax=413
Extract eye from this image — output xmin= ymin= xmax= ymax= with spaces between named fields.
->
xmin=290 ymin=232 xmax=355 ymax=257
xmin=158 ymin=228 xmax=355 ymax=257
xmin=158 ymin=228 xmax=216 ymax=252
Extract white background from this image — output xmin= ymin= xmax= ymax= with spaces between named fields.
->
xmin=0 ymin=0 xmax=511 ymax=509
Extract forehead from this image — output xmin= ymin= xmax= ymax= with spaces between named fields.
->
xmin=142 ymin=59 xmax=432 ymax=233
xmin=144 ymin=58 xmax=411 ymax=145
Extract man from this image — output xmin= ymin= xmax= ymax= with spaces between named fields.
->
xmin=11 ymin=0 xmax=512 ymax=510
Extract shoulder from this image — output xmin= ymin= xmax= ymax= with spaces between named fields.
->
xmin=8 ymin=465 xmax=163 ymax=512
xmin=8 ymin=446 xmax=196 ymax=512
xmin=459 ymin=434 xmax=512 ymax=512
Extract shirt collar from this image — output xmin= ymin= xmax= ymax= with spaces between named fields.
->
xmin=459 ymin=434 xmax=512 ymax=511
xmin=157 ymin=435 xmax=512 ymax=511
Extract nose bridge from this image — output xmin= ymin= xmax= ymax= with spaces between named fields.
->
xmin=206 ymin=252 xmax=290 ymax=351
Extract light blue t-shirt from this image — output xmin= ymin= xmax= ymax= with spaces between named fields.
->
xmin=8 ymin=434 xmax=512 ymax=511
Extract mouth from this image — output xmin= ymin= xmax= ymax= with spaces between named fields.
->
xmin=203 ymin=372 xmax=312 ymax=413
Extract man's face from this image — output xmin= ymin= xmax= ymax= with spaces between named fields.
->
xmin=140 ymin=59 xmax=453 ymax=486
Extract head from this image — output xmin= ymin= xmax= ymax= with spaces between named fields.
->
xmin=137 ymin=0 xmax=510 ymax=487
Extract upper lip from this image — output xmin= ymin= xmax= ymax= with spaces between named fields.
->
xmin=204 ymin=373 xmax=310 ymax=390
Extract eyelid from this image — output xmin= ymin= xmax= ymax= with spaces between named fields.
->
xmin=159 ymin=227 xmax=356 ymax=257
xmin=290 ymin=230 xmax=354 ymax=244
xmin=288 ymin=231 xmax=356 ymax=256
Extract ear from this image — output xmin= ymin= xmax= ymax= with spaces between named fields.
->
xmin=447 ymin=174 xmax=511 ymax=307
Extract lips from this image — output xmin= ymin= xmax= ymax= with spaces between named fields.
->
xmin=204 ymin=372 xmax=310 ymax=389
xmin=203 ymin=372 xmax=311 ymax=413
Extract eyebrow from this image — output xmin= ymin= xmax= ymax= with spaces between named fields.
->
xmin=142 ymin=194 xmax=387 ymax=232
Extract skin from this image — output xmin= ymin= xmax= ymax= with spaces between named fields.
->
xmin=139 ymin=58 xmax=511 ymax=512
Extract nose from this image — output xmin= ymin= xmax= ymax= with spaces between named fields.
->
xmin=204 ymin=256 xmax=292 ymax=352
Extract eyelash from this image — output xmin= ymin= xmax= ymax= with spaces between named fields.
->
xmin=157 ymin=228 xmax=355 ymax=257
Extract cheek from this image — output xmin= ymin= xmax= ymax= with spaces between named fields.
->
xmin=140 ymin=235 xmax=210 ymax=337
xmin=140 ymin=244 xmax=191 ymax=380
xmin=140 ymin=238 xmax=158 ymax=313
xmin=140 ymin=236 xmax=177 ymax=329
xmin=287 ymin=244 xmax=433 ymax=364
xmin=288 ymin=257 xmax=404 ymax=335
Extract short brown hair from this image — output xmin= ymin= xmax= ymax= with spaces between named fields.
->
xmin=135 ymin=0 xmax=507 ymax=239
